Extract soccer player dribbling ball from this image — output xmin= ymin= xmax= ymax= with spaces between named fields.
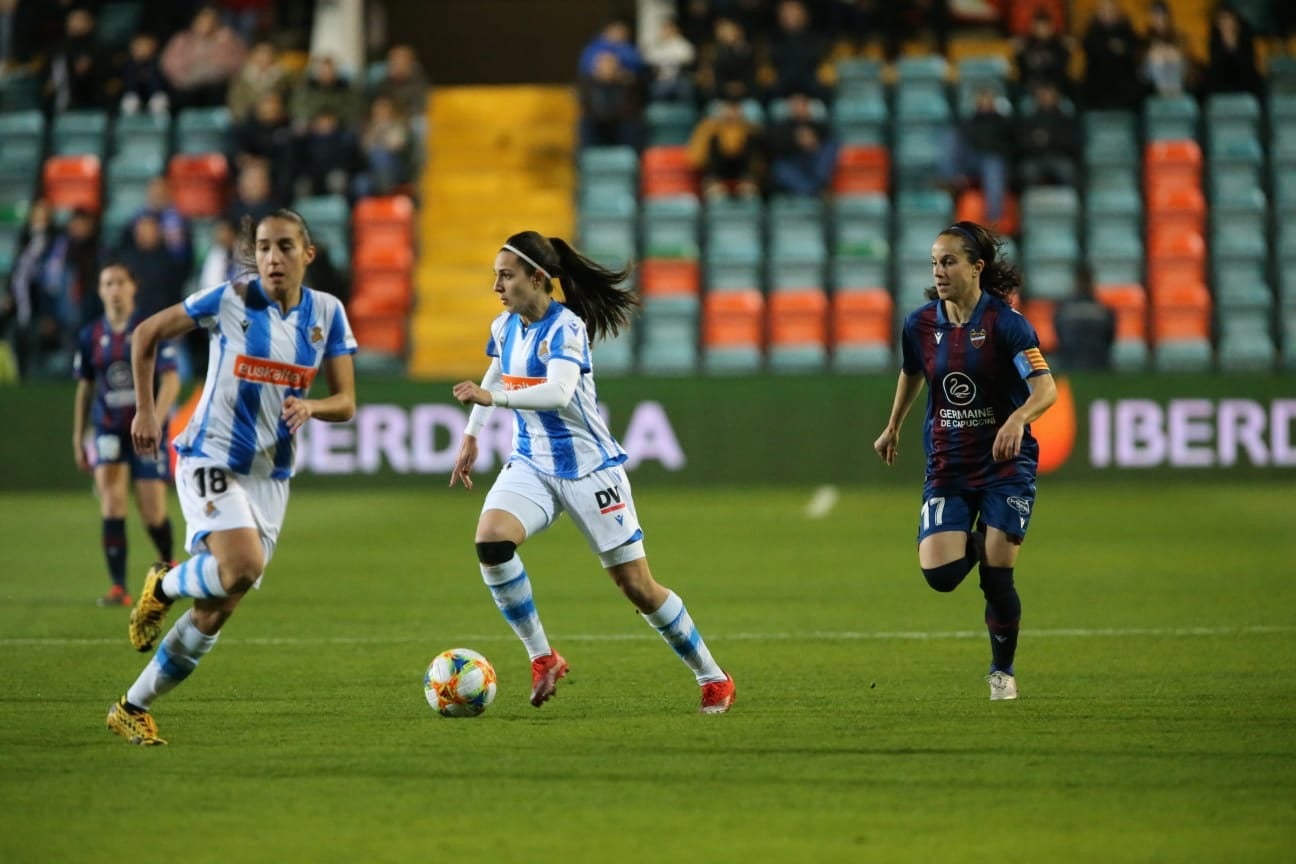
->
xmin=106 ymin=210 xmax=358 ymax=745
xmin=449 ymin=231 xmax=735 ymax=714
xmin=72 ymin=263 xmax=181 ymax=607
xmin=874 ymin=221 xmax=1057 ymax=701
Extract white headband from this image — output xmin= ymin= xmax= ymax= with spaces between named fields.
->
xmin=502 ymin=243 xmax=550 ymax=279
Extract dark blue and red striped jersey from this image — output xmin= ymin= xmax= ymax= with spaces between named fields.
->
xmin=901 ymin=293 xmax=1051 ymax=490
xmin=73 ymin=314 xmax=179 ymax=434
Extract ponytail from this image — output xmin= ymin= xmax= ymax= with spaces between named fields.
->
xmin=926 ymin=220 xmax=1022 ymax=302
xmin=501 ymin=230 xmax=639 ymax=343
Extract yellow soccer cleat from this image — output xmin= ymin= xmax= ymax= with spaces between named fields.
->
xmin=128 ymin=562 xmax=174 ymax=652
xmin=106 ymin=697 xmax=167 ymax=746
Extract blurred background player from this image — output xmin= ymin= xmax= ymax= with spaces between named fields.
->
xmin=72 ymin=263 xmax=180 ymax=607
xmin=106 ymin=210 xmax=357 ymax=746
xmin=449 ymin=231 xmax=735 ymax=715
xmin=873 ymin=222 xmax=1057 ymax=702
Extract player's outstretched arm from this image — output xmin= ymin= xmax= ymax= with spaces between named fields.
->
xmin=131 ymin=304 xmax=196 ymax=457
xmin=992 ymin=372 xmax=1057 ymax=462
xmin=874 ymin=370 xmax=925 ymax=466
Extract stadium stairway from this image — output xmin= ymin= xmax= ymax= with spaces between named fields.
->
xmin=410 ymin=86 xmax=576 ymax=378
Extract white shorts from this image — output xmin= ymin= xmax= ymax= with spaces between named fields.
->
xmin=482 ymin=460 xmax=645 ymax=567
xmin=175 ymin=456 xmax=289 ymax=566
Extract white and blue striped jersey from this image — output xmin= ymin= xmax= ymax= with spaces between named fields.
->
xmin=487 ymin=301 xmax=626 ymax=480
xmin=174 ymin=278 xmax=357 ymax=479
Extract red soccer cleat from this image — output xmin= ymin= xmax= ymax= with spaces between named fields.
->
xmin=96 ymin=585 xmax=133 ymax=607
xmin=529 ymin=650 xmax=569 ymax=707
xmin=699 ymin=672 xmax=736 ymax=714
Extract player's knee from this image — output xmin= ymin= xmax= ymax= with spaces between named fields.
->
xmin=978 ymin=565 xmax=1015 ymax=599
xmin=922 ymin=560 xmax=971 ymax=593
xmin=476 ymin=540 xmax=516 ymax=566
xmin=218 ymin=554 xmax=264 ymax=594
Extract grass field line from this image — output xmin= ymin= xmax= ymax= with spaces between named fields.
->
xmin=5 ymin=624 xmax=1292 ymax=648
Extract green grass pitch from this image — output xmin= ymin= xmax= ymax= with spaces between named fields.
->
xmin=1 ymin=483 xmax=1293 ymax=863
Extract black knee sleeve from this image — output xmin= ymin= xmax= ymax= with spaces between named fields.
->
xmin=475 ymin=540 xmax=516 ymax=566
xmin=922 ymin=559 xmax=972 ymax=593
xmin=978 ymin=564 xmax=1015 ymax=599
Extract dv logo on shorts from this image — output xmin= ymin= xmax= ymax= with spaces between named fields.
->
xmin=596 ymin=487 xmax=626 ymax=516
xmin=942 ymin=372 xmax=977 ymax=406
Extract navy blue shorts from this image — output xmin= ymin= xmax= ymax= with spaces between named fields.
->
xmin=93 ymin=428 xmax=172 ymax=482
xmin=915 ymin=483 xmax=1036 ymax=543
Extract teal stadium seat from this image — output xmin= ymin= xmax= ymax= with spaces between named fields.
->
xmin=113 ymin=113 xmax=171 ymax=163
xmin=1217 ymin=318 xmax=1274 ymax=372
xmin=0 ymin=72 xmax=41 ymax=112
xmin=579 ymin=146 xmax=637 ymax=189
xmin=1143 ymin=95 xmax=1199 ymax=141
xmin=1086 ymin=222 xmax=1143 ymax=285
xmin=835 ymin=57 xmax=885 ymax=100
xmin=593 ymin=323 xmax=636 ymax=376
xmin=644 ymin=101 xmax=697 ymax=147
xmin=52 ymin=111 xmax=109 ymax=157
xmin=641 ymin=195 xmax=700 ymax=260
xmin=0 ymin=111 xmax=45 ymax=169
xmin=831 ymin=92 xmax=888 ymax=145
xmin=638 ymin=297 xmax=698 ymax=375
xmin=294 ymin=195 xmax=351 ymax=268
xmin=175 ymin=107 xmax=232 ymax=154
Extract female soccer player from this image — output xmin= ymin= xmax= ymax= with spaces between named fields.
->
xmin=450 ymin=231 xmax=735 ymax=714
xmin=873 ymin=221 xmax=1057 ymax=701
xmin=72 ymin=264 xmax=180 ymax=606
xmin=106 ymin=210 xmax=357 ymax=745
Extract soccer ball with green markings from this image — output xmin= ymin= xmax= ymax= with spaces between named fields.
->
xmin=424 ymin=648 xmax=498 ymax=717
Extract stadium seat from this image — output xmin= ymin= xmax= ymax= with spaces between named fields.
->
xmin=639 ymin=296 xmax=699 ymax=375
xmin=767 ymin=290 xmax=828 ymax=373
xmin=1217 ymin=318 xmax=1274 ymax=372
xmin=641 ymin=195 xmax=700 ymax=259
xmin=1021 ymin=299 xmax=1058 ymax=354
xmin=703 ymin=289 xmax=764 ymax=374
xmin=954 ymin=189 xmax=1019 ymax=236
xmin=43 ymin=155 xmax=102 ymax=212
xmin=294 ymin=194 xmax=351 ymax=268
xmin=1144 ymin=139 xmax=1203 ymax=192
xmin=353 ymin=195 xmax=415 ymax=250
xmin=831 ymin=289 xmax=893 ymax=372
xmin=1094 ymin=283 xmax=1149 ymax=371
xmin=51 ymin=111 xmax=109 ymax=157
xmin=1146 ymin=185 xmax=1206 ymax=238
xmin=644 ymin=101 xmax=697 ymax=147
xmin=352 ymin=244 xmax=413 ymax=315
xmin=640 ymin=146 xmax=698 ymax=199
xmin=1143 ymin=95 xmax=1199 ymax=141
xmin=167 ymin=154 xmax=227 ymax=217
xmin=346 ymin=307 xmax=407 ymax=356
xmin=830 ymin=92 xmax=888 ymax=145
xmin=175 ymin=107 xmax=232 ymax=155
xmin=594 ymin=323 xmax=635 ymax=376
xmin=639 ymin=259 xmax=700 ymax=299
xmin=832 ymin=145 xmax=889 ymax=195
xmin=0 ymin=111 xmax=45 ymax=169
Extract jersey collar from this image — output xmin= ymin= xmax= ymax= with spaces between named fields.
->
xmin=935 ymin=290 xmax=989 ymax=328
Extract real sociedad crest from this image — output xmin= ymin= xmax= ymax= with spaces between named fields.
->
xmin=969 ymin=328 xmax=987 ymax=348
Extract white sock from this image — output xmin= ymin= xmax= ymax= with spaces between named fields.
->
xmin=161 ymin=553 xmax=227 ymax=599
xmin=481 ymin=555 xmax=551 ymax=661
xmin=126 ymin=610 xmax=219 ymax=709
xmin=644 ymin=591 xmax=725 ymax=684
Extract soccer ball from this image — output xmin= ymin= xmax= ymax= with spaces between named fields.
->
xmin=424 ymin=648 xmax=498 ymax=717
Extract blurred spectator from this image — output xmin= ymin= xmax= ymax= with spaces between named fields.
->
xmin=768 ymin=0 xmax=830 ymax=102
xmin=1017 ymin=82 xmax=1081 ymax=188
xmin=1142 ymin=1 xmax=1191 ymax=98
xmin=941 ymin=88 xmax=1014 ymax=223
xmin=291 ymin=55 xmax=361 ymax=131
xmin=643 ymin=15 xmax=695 ymax=103
xmin=45 ymin=6 xmax=106 ymax=111
xmin=228 ymin=40 xmax=289 ymax=122
xmin=217 ymin=0 xmax=272 ymax=44
xmin=579 ymin=50 xmax=643 ymax=149
xmin=295 ymin=108 xmax=363 ymax=198
xmin=697 ymin=16 xmax=759 ymax=103
xmin=118 ymin=32 xmax=171 ymax=116
xmin=46 ymin=207 xmax=103 ymax=331
xmin=304 ymin=242 xmax=348 ymax=306
xmin=1 ymin=200 xmax=65 ymax=378
xmin=127 ymin=177 xmax=194 ymax=275
xmin=688 ymin=97 xmax=763 ymax=200
xmin=161 ymin=4 xmax=247 ymax=110
xmin=1014 ymin=9 xmax=1072 ymax=98
xmin=226 ymin=160 xmax=277 ymax=226
xmin=198 ymin=218 xmax=238 ymax=292
xmin=578 ymin=18 xmax=646 ymax=79
xmin=373 ymin=44 xmax=430 ymax=122
xmin=1053 ymin=267 xmax=1114 ymax=371
xmin=361 ymin=95 xmax=416 ymax=195
xmin=1203 ymin=4 xmax=1262 ymax=97
xmin=876 ymin=0 xmax=949 ymax=61
xmin=1081 ymin=0 xmax=1141 ymax=110
xmin=115 ymin=213 xmax=185 ymax=318
xmin=231 ymin=91 xmax=296 ymax=203
xmin=768 ymin=93 xmax=837 ymax=197
xmin=675 ymin=0 xmax=713 ymax=50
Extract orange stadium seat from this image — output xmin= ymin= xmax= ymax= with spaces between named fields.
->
xmin=831 ymin=289 xmax=893 ymax=349
xmin=353 ymin=195 xmax=415 ymax=249
xmin=1094 ymin=283 xmax=1149 ymax=344
xmin=1146 ymin=186 xmax=1206 ymax=237
xmin=640 ymin=146 xmax=699 ymax=198
xmin=955 ymin=188 xmax=1019 ymax=236
xmin=1021 ymin=299 xmax=1058 ymax=354
xmin=832 ymin=145 xmax=889 ymax=195
xmin=1150 ymin=282 xmax=1211 ymax=344
xmin=168 ymin=154 xmax=228 ymax=217
xmin=352 ymin=244 xmax=413 ymax=314
xmin=43 ymin=155 xmax=101 ymax=212
xmin=703 ymin=289 xmax=764 ymax=349
xmin=347 ymin=297 xmax=408 ymax=355
xmin=639 ymin=259 xmax=701 ymax=298
xmin=767 ymin=290 xmax=828 ymax=349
